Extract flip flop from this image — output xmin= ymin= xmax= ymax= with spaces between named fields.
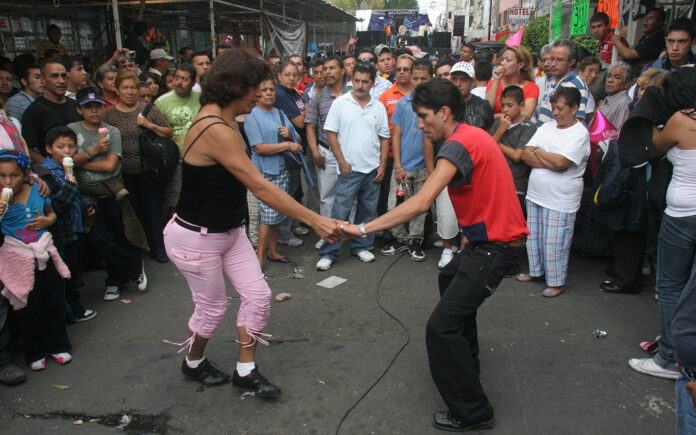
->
xmin=266 ymin=256 xmax=292 ymax=264
xmin=640 ymin=336 xmax=661 ymax=354
xmin=515 ymin=273 xmax=544 ymax=283
xmin=541 ymin=287 xmax=565 ymax=298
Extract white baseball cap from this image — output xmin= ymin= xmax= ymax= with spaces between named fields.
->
xmin=450 ymin=61 xmax=474 ymax=78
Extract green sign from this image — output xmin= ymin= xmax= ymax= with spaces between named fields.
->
xmin=571 ymin=0 xmax=590 ymax=35
xmin=553 ymin=2 xmax=563 ymax=41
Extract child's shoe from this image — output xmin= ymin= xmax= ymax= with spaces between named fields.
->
xmin=51 ymin=353 xmax=72 ymax=365
xmin=29 ymin=358 xmax=46 ymax=371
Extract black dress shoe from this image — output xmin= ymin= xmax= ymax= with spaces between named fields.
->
xmin=153 ymin=253 xmax=169 ymax=264
xmin=232 ymin=367 xmax=281 ymax=398
xmin=432 ymin=411 xmax=494 ymax=432
xmin=181 ymin=359 xmax=230 ymax=386
xmin=600 ymin=280 xmax=638 ymax=294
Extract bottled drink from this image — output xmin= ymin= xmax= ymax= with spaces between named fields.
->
xmin=396 ymin=182 xmax=406 ymax=206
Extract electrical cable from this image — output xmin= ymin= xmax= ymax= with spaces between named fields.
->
xmin=334 ymin=252 xmax=411 ymax=435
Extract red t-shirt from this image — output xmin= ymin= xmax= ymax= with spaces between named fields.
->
xmin=435 ymin=123 xmax=529 ymax=243
xmin=486 ymin=80 xmax=540 ymax=114
xmin=599 ymin=31 xmax=628 ymax=64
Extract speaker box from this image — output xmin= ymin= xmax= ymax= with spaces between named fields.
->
xmin=432 ymin=32 xmax=451 ymax=51
xmin=453 ymin=16 xmax=466 ymax=37
xmin=356 ymin=30 xmax=387 ymax=48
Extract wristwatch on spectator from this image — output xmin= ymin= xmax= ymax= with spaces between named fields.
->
xmin=359 ymin=223 xmax=368 ymax=239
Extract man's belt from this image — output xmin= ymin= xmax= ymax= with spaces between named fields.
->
xmin=318 ymin=141 xmax=330 ymax=150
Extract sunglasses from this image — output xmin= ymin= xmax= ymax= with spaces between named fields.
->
xmin=358 ymin=57 xmax=374 ymax=63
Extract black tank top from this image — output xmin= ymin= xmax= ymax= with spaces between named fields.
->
xmin=175 ymin=115 xmax=247 ymax=231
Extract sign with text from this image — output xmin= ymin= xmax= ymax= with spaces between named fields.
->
xmin=508 ymin=7 xmax=531 ymax=25
xmin=553 ymin=2 xmax=563 ymax=41
xmin=597 ymin=0 xmax=620 ymax=29
xmin=571 ymin=0 xmax=589 ymax=35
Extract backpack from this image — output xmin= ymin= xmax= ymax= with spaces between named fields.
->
xmin=139 ymin=103 xmax=180 ymax=182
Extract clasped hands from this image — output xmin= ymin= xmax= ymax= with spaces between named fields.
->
xmin=310 ymin=217 xmax=370 ymax=243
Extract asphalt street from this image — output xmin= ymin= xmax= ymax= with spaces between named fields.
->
xmin=1 ymin=234 xmax=677 ymax=434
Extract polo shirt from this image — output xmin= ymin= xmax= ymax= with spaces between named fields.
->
xmin=378 ymin=82 xmax=409 ymax=138
xmin=435 ymin=122 xmax=529 ymax=242
xmin=537 ymin=70 xmax=589 ymax=125
xmin=348 ymin=76 xmax=392 ymax=99
xmin=304 ymin=85 xmax=351 ymax=146
xmin=599 ymin=31 xmax=627 ymax=65
xmin=599 ymin=90 xmax=631 ymax=129
xmin=324 ymin=92 xmax=390 ymax=175
xmin=391 ymin=92 xmax=425 ymax=172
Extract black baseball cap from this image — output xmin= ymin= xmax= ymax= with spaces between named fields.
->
xmin=76 ymin=87 xmax=105 ymax=106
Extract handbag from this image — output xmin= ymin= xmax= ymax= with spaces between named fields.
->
xmin=139 ymin=103 xmax=180 ymax=182
xmin=277 ymin=110 xmax=304 ymax=170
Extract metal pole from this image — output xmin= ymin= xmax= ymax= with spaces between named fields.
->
xmin=487 ymin=0 xmax=492 ymax=40
xmin=111 ymin=0 xmax=122 ymax=49
xmin=209 ymin=0 xmax=216 ymax=58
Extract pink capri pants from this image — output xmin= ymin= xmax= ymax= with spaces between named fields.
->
xmin=163 ymin=216 xmax=271 ymax=348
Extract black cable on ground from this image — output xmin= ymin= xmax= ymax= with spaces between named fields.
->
xmin=335 ymin=252 xmax=411 ymax=435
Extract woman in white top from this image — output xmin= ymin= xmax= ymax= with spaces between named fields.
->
xmin=516 ymin=87 xmax=590 ymax=297
xmin=630 ymin=68 xmax=696 ymax=380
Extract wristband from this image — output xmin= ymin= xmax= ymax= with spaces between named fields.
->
xmin=394 ymin=167 xmax=404 ymax=173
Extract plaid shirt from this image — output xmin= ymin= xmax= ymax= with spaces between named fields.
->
xmin=38 ymin=160 xmax=90 ymax=246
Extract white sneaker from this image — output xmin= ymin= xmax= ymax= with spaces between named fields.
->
xmin=628 ymin=357 xmax=680 ymax=380
xmin=316 ymin=257 xmax=334 ymax=271
xmin=293 ymin=225 xmax=310 ymax=236
xmin=104 ymin=286 xmax=120 ymax=301
xmin=354 ymin=250 xmax=375 ymax=263
xmin=278 ymin=237 xmax=303 ymax=248
xmin=315 ymin=239 xmax=324 ymax=250
xmin=136 ymin=261 xmax=147 ymax=291
xmin=51 ymin=352 xmax=72 ymax=365
xmin=438 ymin=248 xmax=455 ymax=269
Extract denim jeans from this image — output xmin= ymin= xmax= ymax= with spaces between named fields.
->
xmin=319 ymin=170 xmax=380 ymax=261
xmin=656 ymin=214 xmax=696 ymax=366
xmin=676 ymin=376 xmax=696 ymax=435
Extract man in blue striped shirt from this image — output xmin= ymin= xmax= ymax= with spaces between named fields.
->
xmin=537 ymin=39 xmax=589 ymax=125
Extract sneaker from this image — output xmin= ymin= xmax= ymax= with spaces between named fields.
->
xmin=278 ymin=237 xmax=303 ymax=248
xmin=316 ymin=257 xmax=334 ymax=271
xmin=104 ymin=286 xmax=120 ymax=301
xmin=233 ymin=367 xmax=281 ymax=398
xmin=380 ymin=240 xmax=408 ymax=256
xmin=181 ymin=358 xmax=230 ymax=386
xmin=628 ymin=357 xmax=680 ymax=380
xmin=0 ymin=362 xmax=26 ymax=386
xmin=29 ymin=358 xmax=46 ymax=371
xmin=641 ymin=259 xmax=652 ymax=276
xmin=75 ymin=309 xmax=97 ymax=323
xmin=315 ymin=239 xmax=324 ymax=250
xmin=51 ymin=352 xmax=72 ymax=365
xmin=438 ymin=248 xmax=455 ymax=269
xmin=409 ymin=239 xmax=426 ymax=261
xmin=353 ymin=250 xmax=375 ymax=263
xmin=292 ymin=225 xmax=310 ymax=236
xmin=136 ymin=261 xmax=147 ymax=291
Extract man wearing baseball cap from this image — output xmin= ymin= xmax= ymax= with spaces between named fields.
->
xmin=450 ymin=61 xmax=494 ymax=130
xmin=149 ymin=48 xmax=174 ymax=78
xmin=375 ymin=44 xmax=395 ymax=81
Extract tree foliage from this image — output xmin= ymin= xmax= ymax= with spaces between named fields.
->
xmin=521 ymin=15 xmax=550 ymax=56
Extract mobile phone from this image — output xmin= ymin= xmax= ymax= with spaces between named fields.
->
xmin=127 ymin=50 xmax=136 ymax=59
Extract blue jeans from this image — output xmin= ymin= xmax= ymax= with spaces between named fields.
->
xmin=319 ymin=170 xmax=380 ymax=261
xmin=676 ymin=376 xmax=696 ymax=435
xmin=656 ymin=214 xmax=696 ymax=367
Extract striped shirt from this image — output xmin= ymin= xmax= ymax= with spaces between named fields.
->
xmin=304 ymin=85 xmax=351 ymax=146
xmin=537 ymin=70 xmax=588 ymax=125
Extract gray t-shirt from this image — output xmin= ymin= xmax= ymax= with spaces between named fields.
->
xmin=68 ymin=121 xmax=122 ymax=185
xmin=489 ymin=118 xmax=537 ymax=195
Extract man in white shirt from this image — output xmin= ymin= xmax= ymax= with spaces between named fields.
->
xmin=350 ymin=48 xmax=392 ymax=99
xmin=190 ymin=51 xmax=211 ymax=93
xmin=316 ymin=62 xmax=390 ymax=271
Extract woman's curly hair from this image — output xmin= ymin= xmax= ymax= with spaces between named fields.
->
xmin=200 ymin=48 xmax=271 ymax=107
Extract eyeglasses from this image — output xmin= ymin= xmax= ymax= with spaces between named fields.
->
xmin=549 ymin=57 xmax=568 ymax=63
xmin=395 ymin=67 xmax=411 ymax=72
xmin=358 ymin=57 xmax=374 ymax=63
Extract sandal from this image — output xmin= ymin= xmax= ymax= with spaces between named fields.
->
xmin=515 ymin=273 xmax=544 ymax=283
xmin=266 ymin=256 xmax=292 ymax=264
xmin=541 ymin=287 xmax=565 ymax=298
xmin=639 ymin=336 xmax=660 ymax=355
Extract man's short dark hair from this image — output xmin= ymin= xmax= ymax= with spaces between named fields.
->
xmin=647 ymin=7 xmax=666 ymax=23
xmin=179 ymin=46 xmax=193 ymax=56
xmin=353 ymin=62 xmax=376 ymax=82
xmin=324 ymin=55 xmax=343 ymax=69
xmin=550 ymin=86 xmax=581 ymax=108
xmin=61 ymin=56 xmax=82 ymax=72
xmin=342 ymin=54 xmax=356 ymax=62
xmin=667 ymin=17 xmax=696 ymax=39
xmin=357 ymin=48 xmax=375 ymax=62
xmin=474 ymin=60 xmax=492 ymax=82
xmin=413 ymin=58 xmax=433 ymax=76
xmin=189 ymin=51 xmax=211 ymax=63
xmin=500 ymin=85 xmax=524 ymax=104
xmin=40 ymin=58 xmax=64 ymax=75
xmin=47 ymin=24 xmax=60 ymax=33
xmin=45 ymin=126 xmax=77 ymax=149
xmin=435 ymin=58 xmax=455 ymax=70
xmin=412 ymin=78 xmax=466 ymax=121
xmin=590 ymin=12 xmax=610 ymax=25
xmin=313 ymin=57 xmax=325 ymax=68
xmin=18 ymin=65 xmax=39 ymax=86
xmin=176 ymin=63 xmax=197 ymax=81
xmin=462 ymin=42 xmax=476 ymax=53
